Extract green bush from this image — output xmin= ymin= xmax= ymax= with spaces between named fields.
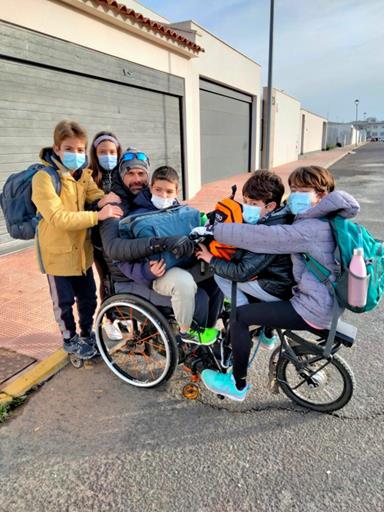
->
xmin=0 ymin=396 xmax=27 ymax=423
xmin=0 ymin=403 xmax=9 ymax=423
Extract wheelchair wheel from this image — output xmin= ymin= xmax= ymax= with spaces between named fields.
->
xmin=276 ymin=346 xmax=355 ymax=413
xmin=95 ymin=294 xmax=178 ymax=388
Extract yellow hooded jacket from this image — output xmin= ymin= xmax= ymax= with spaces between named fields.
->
xmin=31 ymin=148 xmax=104 ymax=276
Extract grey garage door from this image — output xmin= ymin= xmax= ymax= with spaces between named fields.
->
xmin=200 ymin=79 xmax=252 ymax=184
xmin=0 ymin=26 xmax=183 ymax=254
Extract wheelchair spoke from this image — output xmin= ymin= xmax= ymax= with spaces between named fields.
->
xmin=95 ymin=296 xmax=178 ymax=387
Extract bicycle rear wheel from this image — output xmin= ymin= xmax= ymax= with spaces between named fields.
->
xmin=95 ymin=294 xmax=178 ymax=388
xmin=276 ymin=346 xmax=355 ymax=413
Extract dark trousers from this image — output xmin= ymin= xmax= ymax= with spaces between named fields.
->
xmin=230 ymin=301 xmax=309 ymax=387
xmin=195 ymin=277 xmax=224 ymax=328
xmin=47 ymin=268 xmax=97 ymax=341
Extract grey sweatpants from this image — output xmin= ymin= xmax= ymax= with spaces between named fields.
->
xmin=152 ymin=267 xmax=197 ymax=328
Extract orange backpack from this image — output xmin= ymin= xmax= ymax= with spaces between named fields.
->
xmin=208 ymin=186 xmax=243 ymax=261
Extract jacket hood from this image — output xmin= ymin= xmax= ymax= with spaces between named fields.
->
xmin=39 ymin=147 xmax=89 ymax=174
xmin=40 ymin=147 xmax=60 ymax=170
xmin=259 ymin=204 xmax=294 ymax=226
xmin=296 ymin=190 xmax=360 ymax=220
xmin=132 ymin=188 xmax=156 ymax=211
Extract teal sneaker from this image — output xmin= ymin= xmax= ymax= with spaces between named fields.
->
xmin=180 ymin=327 xmax=219 ymax=346
xmin=201 ymin=369 xmax=250 ymax=402
xmin=258 ymin=329 xmax=279 ymax=351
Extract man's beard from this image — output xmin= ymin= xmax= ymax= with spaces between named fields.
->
xmin=129 ymin=183 xmax=146 ymax=194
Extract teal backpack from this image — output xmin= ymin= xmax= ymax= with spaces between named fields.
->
xmin=303 ymin=215 xmax=384 ymax=314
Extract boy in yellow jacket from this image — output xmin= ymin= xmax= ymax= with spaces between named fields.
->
xmin=32 ymin=120 xmax=122 ymax=359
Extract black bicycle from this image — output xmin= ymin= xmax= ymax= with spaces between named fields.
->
xmin=180 ymin=277 xmax=356 ymax=413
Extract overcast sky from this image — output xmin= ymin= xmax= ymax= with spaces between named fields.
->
xmin=143 ymin=0 xmax=384 ymax=122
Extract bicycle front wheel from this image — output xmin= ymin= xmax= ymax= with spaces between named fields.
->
xmin=276 ymin=347 xmax=355 ymax=413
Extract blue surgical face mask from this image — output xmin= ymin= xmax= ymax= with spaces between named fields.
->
xmin=287 ymin=191 xmax=314 ymax=215
xmin=62 ymin=151 xmax=86 ymax=171
xmin=242 ymin=203 xmax=262 ymax=224
xmin=98 ymin=154 xmax=117 ymax=171
xmin=151 ymin=195 xmax=176 ymax=210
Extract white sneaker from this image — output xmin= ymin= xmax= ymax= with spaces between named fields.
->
xmin=103 ymin=321 xmax=123 ymax=341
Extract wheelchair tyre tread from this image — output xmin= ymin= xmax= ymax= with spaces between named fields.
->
xmin=95 ymin=293 xmax=178 ymax=388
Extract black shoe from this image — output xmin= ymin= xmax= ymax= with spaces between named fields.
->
xmin=63 ymin=334 xmax=81 ymax=355
xmin=64 ymin=334 xmax=97 ymax=359
xmin=80 ymin=332 xmax=99 ymax=356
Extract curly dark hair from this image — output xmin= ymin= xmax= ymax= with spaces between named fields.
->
xmin=242 ymin=170 xmax=285 ymax=206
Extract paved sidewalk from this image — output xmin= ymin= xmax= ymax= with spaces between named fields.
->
xmin=0 ymin=144 xmax=359 ymax=391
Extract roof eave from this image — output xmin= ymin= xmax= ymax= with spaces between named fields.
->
xmin=58 ymin=0 xmax=202 ymax=58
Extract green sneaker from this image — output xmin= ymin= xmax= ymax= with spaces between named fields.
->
xmin=180 ymin=327 xmax=219 ymax=346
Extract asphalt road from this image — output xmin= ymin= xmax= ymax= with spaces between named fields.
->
xmin=1 ymin=143 xmax=383 ymax=512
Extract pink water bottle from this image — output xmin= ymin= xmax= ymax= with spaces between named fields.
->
xmin=348 ymin=248 xmax=368 ymax=308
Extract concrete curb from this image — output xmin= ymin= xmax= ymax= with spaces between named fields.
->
xmin=327 ymin=150 xmax=355 ymax=168
xmin=0 ymin=349 xmax=68 ymax=406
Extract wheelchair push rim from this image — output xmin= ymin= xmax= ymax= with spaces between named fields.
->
xmin=95 ymin=295 xmax=178 ymax=388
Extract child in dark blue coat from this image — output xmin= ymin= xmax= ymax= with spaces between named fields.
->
xmin=118 ymin=166 xmax=221 ymax=346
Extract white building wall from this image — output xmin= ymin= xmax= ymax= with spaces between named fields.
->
xmin=266 ymin=89 xmax=301 ymax=168
xmin=171 ymin=20 xmax=261 ymax=172
xmin=274 ymin=90 xmax=301 ymax=167
xmin=1 ymin=0 xmax=261 ymax=197
xmin=327 ymin=123 xmax=353 ymax=146
xmin=300 ymin=109 xmax=327 ymax=154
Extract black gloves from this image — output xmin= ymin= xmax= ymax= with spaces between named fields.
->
xmin=150 ymin=236 xmax=195 ymax=259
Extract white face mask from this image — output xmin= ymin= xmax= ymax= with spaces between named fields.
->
xmin=151 ymin=195 xmax=176 ymax=210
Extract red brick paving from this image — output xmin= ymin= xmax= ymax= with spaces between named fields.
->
xmin=0 ymin=145 xmax=357 ymax=386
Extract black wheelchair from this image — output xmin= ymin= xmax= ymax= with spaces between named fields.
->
xmin=91 ymin=266 xmax=357 ymax=413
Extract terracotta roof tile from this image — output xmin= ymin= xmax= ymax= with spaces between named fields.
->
xmin=93 ymin=0 xmax=204 ymax=53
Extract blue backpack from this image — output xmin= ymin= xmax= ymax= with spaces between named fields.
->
xmin=119 ymin=205 xmax=201 ymax=269
xmin=303 ymin=215 xmax=384 ymax=313
xmin=0 ymin=164 xmax=61 ymax=240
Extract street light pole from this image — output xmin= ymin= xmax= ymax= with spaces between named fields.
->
xmin=354 ymin=99 xmax=359 ymax=145
xmin=264 ymin=0 xmax=275 ymax=171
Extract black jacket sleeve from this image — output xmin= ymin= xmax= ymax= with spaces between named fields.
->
xmin=100 ymin=217 xmax=155 ymax=261
xmin=210 ymin=249 xmax=276 ymax=283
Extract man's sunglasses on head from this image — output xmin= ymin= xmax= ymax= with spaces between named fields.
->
xmin=122 ymin=152 xmax=150 ymax=164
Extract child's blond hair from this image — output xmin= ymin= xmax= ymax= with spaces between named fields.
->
xmin=53 ymin=120 xmax=88 ymax=147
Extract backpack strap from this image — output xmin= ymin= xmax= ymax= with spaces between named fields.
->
xmin=43 ymin=166 xmax=61 ymax=196
xmin=35 ymin=166 xmax=61 ymax=221
xmin=302 ymin=253 xmax=331 ymax=283
xmin=302 ymin=253 xmax=340 ymax=358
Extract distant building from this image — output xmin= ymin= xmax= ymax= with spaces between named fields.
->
xmin=354 ymin=120 xmax=384 ymax=140
xmin=327 ymin=122 xmax=367 ymax=147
